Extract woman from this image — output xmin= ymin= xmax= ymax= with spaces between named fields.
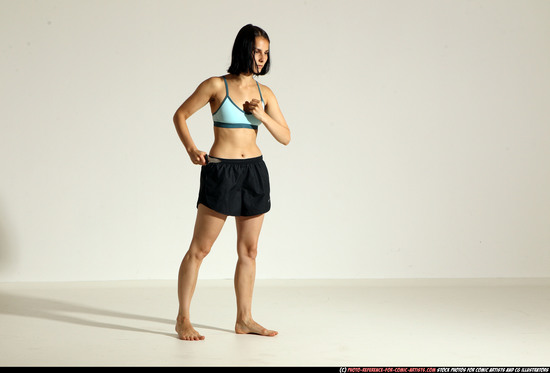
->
xmin=173 ymin=24 xmax=290 ymax=341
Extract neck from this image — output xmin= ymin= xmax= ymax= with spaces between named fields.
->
xmin=230 ymin=72 xmax=256 ymax=85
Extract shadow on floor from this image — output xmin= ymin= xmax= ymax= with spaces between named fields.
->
xmin=0 ymin=290 xmax=234 ymax=338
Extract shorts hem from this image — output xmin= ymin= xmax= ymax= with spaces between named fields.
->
xmin=197 ymin=202 xmax=270 ymax=217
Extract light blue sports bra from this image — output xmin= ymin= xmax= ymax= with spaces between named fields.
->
xmin=212 ymin=77 xmax=264 ymax=130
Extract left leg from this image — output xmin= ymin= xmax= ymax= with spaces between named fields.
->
xmin=234 ymin=213 xmax=277 ymax=336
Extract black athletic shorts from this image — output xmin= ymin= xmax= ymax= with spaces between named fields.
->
xmin=197 ymin=155 xmax=271 ymax=216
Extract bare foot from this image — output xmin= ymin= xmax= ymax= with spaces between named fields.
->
xmin=176 ymin=316 xmax=205 ymax=341
xmin=235 ymin=318 xmax=278 ymax=337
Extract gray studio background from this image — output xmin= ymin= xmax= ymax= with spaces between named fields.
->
xmin=1 ymin=0 xmax=549 ymax=282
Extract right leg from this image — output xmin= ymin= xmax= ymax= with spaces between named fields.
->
xmin=176 ymin=204 xmax=227 ymax=340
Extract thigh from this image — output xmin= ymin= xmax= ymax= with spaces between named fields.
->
xmin=235 ymin=214 xmax=265 ymax=255
xmin=191 ymin=204 xmax=228 ymax=248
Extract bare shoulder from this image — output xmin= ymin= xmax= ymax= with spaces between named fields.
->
xmin=198 ymin=76 xmax=225 ymax=92
xmin=192 ymin=76 xmax=226 ymax=103
xmin=258 ymin=82 xmax=277 ymax=101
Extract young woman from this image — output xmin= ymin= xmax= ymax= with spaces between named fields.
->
xmin=173 ymin=24 xmax=290 ymax=341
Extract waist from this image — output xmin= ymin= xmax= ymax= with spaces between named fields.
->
xmin=210 ymin=128 xmax=260 ymax=159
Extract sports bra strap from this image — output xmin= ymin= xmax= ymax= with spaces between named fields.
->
xmin=222 ymin=76 xmax=229 ymax=96
xmin=256 ymin=81 xmax=264 ymax=103
xmin=222 ymin=76 xmax=263 ymax=103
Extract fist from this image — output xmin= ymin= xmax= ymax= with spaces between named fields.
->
xmin=188 ymin=149 xmax=207 ymax=165
xmin=243 ymin=99 xmax=264 ymax=120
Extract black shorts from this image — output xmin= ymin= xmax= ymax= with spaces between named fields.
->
xmin=197 ymin=155 xmax=271 ymax=216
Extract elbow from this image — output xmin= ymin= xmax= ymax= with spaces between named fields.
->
xmin=281 ymin=134 xmax=291 ymax=146
xmin=172 ymin=111 xmax=180 ymax=125
xmin=173 ymin=110 xmax=182 ymax=122
xmin=173 ymin=110 xmax=188 ymax=126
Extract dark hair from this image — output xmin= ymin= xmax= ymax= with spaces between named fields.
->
xmin=227 ymin=24 xmax=270 ymax=76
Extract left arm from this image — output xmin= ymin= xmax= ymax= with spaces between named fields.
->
xmin=245 ymin=85 xmax=291 ymax=146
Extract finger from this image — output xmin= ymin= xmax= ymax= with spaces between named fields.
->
xmin=248 ymin=103 xmax=261 ymax=111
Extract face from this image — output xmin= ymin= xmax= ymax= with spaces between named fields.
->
xmin=253 ymin=36 xmax=269 ymax=74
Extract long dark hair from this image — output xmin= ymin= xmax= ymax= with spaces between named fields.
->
xmin=227 ymin=24 xmax=270 ymax=76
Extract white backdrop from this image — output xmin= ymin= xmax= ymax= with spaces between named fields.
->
xmin=1 ymin=0 xmax=549 ymax=282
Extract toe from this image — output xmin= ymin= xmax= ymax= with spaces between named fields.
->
xmin=263 ymin=329 xmax=277 ymax=336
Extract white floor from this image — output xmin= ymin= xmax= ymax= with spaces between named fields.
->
xmin=0 ymin=278 xmax=549 ymax=367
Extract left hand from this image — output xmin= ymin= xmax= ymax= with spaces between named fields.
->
xmin=243 ymin=99 xmax=265 ymax=121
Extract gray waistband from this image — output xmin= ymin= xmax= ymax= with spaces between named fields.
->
xmin=206 ymin=155 xmax=263 ymax=164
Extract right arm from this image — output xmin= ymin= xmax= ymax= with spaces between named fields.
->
xmin=173 ymin=77 xmax=220 ymax=165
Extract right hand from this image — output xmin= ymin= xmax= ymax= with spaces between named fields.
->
xmin=188 ymin=149 xmax=207 ymax=165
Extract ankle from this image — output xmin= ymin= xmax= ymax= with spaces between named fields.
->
xmin=177 ymin=314 xmax=191 ymax=323
xmin=236 ymin=313 xmax=253 ymax=324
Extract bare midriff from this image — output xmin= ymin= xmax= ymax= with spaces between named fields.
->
xmin=209 ymin=127 xmax=262 ymax=159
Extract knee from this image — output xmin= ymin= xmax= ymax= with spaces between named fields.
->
xmin=238 ymin=242 xmax=258 ymax=261
xmin=189 ymin=240 xmax=213 ymax=261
